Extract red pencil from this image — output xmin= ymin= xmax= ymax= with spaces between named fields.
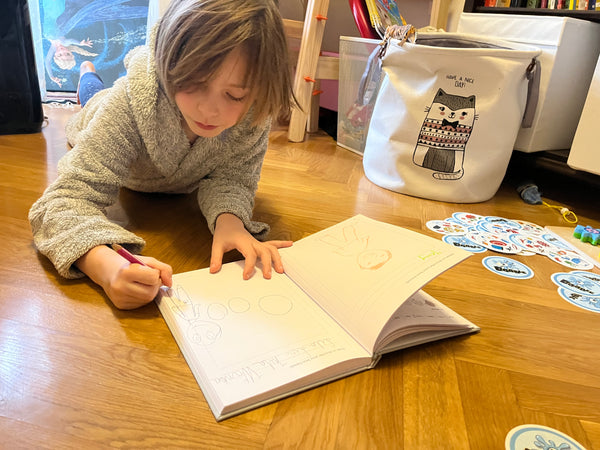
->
xmin=111 ymin=244 xmax=146 ymax=266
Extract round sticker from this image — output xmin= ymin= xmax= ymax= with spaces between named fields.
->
xmin=508 ymin=233 xmax=554 ymax=255
xmin=551 ymin=272 xmax=600 ymax=296
xmin=477 ymin=220 xmax=522 ymax=235
xmin=570 ymin=270 xmax=600 ymax=283
xmin=467 ymin=232 xmax=520 ymax=254
xmin=505 ymin=424 xmax=585 ymax=450
xmin=442 ymin=234 xmax=486 ymax=253
xmin=547 ymin=250 xmax=594 ymax=270
xmin=541 ymin=233 xmax=573 ymax=250
xmin=513 ymin=219 xmax=546 ymax=235
xmin=426 ymin=220 xmax=468 ymax=235
xmin=483 ymin=216 xmax=522 ymax=227
xmin=557 ymin=287 xmax=600 ymax=313
xmin=452 ymin=212 xmax=484 ymax=226
xmin=482 ymin=256 xmax=534 ymax=279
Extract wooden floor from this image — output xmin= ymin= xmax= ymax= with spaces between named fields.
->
xmin=1 ymin=104 xmax=600 ymax=449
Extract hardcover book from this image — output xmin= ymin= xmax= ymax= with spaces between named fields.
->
xmin=157 ymin=215 xmax=480 ymax=420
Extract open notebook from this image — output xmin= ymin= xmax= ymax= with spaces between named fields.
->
xmin=157 ymin=215 xmax=479 ymax=421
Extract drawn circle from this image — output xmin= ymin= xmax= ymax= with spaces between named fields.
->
xmin=482 ymin=256 xmax=533 ymax=279
xmin=207 ymin=303 xmax=228 ymax=320
xmin=505 ymin=424 xmax=585 ymax=450
xmin=442 ymin=234 xmax=486 ymax=253
xmin=357 ymin=249 xmax=392 ymax=270
xmin=228 ymin=297 xmax=251 ymax=313
xmin=188 ymin=321 xmax=222 ymax=346
xmin=259 ymin=295 xmax=293 ymax=316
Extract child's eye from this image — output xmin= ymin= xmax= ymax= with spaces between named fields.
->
xmin=227 ymin=93 xmax=246 ymax=102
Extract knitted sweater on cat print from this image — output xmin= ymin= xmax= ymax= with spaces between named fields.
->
xmin=28 ymin=42 xmax=271 ymax=279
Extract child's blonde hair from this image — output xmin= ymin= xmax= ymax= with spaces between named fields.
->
xmin=155 ymin=0 xmax=296 ymax=125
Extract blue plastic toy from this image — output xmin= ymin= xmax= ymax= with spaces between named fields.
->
xmin=573 ymin=225 xmax=600 ymax=246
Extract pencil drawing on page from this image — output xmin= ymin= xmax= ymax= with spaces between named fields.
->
xmin=163 ymin=285 xmax=296 ymax=347
xmin=165 ymin=285 xmax=222 ymax=346
xmin=319 ymin=224 xmax=392 ymax=270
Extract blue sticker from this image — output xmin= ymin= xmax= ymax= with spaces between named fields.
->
xmin=477 ymin=220 xmax=522 ymax=235
xmin=513 ymin=220 xmax=546 ymax=235
xmin=482 ymin=256 xmax=533 ymax=279
xmin=569 ymin=270 xmax=600 ymax=284
xmin=468 ymin=232 xmax=520 ymax=254
xmin=557 ymin=287 xmax=600 ymax=313
xmin=547 ymin=250 xmax=594 ymax=270
xmin=508 ymin=233 xmax=553 ymax=255
xmin=551 ymin=272 xmax=600 ymax=296
xmin=541 ymin=233 xmax=572 ymax=250
xmin=451 ymin=212 xmax=484 ymax=226
xmin=506 ymin=424 xmax=586 ymax=450
xmin=442 ymin=235 xmax=486 ymax=253
xmin=426 ymin=219 xmax=469 ymax=235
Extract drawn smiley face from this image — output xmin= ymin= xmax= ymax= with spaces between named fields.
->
xmin=357 ymin=249 xmax=392 ymax=270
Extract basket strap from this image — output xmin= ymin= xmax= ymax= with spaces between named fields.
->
xmin=522 ymin=58 xmax=541 ymax=128
xmin=378 ymin=24 xmax=417 ymax=58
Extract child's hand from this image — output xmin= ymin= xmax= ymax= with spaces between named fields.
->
xmin=211 ymin=213 xmax=293 ymax=280
xmin=76 ymin=245 xmax=173 ymax=310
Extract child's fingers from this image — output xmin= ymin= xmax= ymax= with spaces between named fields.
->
xmin=267 ymin=240 xmax=293 ymax=249
xmin=267 ymin=244 xmax=285 ymax=274
xmin=258 ymin=248 xmax=273 ymax=279
xmin=127 ymin=263 xmax=162 ymax=286
xmin=209 ymin=246 xmax=225 ymax=274
xmin=243 ymin=251 xmax=257 ymax=280
xmin=136 ymin=256 xmax=173 ymax=287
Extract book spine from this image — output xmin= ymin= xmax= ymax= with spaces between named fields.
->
xmin=578 ymin=0 xmax=588 ymax=8
xmin=588 ymin=0 xmax=596 ymax=9
xmin=526 ymin=0 xmax=540 ymax=6
xmin=548 ymin=0 xmax=556 ymax=8
xmin=540 ymin=0 xmax=548 ymax=7
xmin=484 ymin=0 xmax=497 ymax=5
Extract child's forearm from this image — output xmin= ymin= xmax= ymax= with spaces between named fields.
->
xmin=215 ymin=212 xmax=244 ymax=231
xmin=75 ymin=245 xmax=124 ymax=289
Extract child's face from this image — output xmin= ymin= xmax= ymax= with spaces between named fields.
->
xmin=175 ymin=47 xmax=252 ymax=139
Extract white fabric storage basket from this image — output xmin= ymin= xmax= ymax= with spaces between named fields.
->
xmin=458 ymin=13 xmax=600 ymax=153
xmin=568 ymin=53 xmax=600 ymax=177
xmin=363 ymin=31 xmax=541 ymax=203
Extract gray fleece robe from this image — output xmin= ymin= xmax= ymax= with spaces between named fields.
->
xmin=29 ymin=43 xmax=270 ymax=279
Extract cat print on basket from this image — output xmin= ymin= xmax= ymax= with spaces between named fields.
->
xmin=413 ymin=88 xmax=478 ymax=181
